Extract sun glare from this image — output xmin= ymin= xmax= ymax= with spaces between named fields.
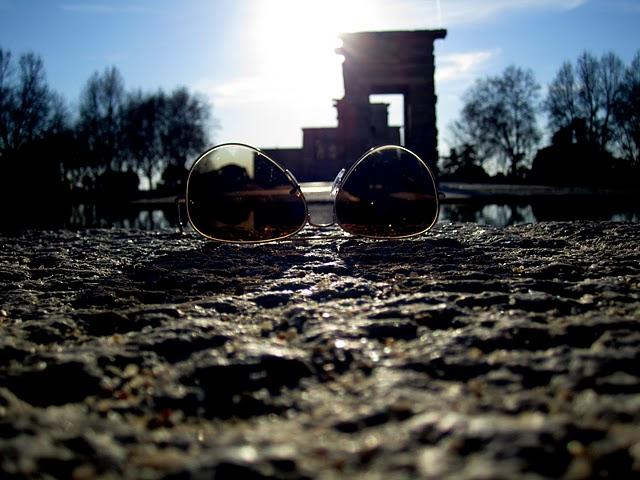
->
xmin=249 ymin=0 xmax=381 ymax=112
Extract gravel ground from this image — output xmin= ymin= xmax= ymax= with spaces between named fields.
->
xmin=0 ymin=222 xmax=639 ymax=479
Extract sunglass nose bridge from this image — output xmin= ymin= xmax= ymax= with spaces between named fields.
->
xmin=307 ymin=168 xmax=345 ymax=228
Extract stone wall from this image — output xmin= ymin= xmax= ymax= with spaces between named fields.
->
xmin=0 ymin=222 xmax=639 ymax=478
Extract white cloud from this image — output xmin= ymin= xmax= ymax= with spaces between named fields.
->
xmin=441 ymin=0 xmax=586 ymax=25
xmin=196 ymin=67 xmax=342 ymax=110
xmin=436 ymin=49 xmax=499 ymax=82
xmin=374 ymin=0 xmax=587 ymax=28
xmin=434 ymin=49 xmax=500 ymax=151
xmin=194 ymin=70 xmax=343 ymax=148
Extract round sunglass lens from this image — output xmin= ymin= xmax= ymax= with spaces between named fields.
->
xmin=186 ymin=144 xmax=307 ymax=242
xmin=335 ymin=146 xmax=438 ymax=238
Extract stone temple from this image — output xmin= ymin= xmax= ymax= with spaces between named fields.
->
xmin=263 ymin=29 xmax=447 ymax=181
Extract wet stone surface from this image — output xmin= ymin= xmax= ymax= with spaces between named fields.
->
xmin=0 ymin=222 xmax=639 ymax=479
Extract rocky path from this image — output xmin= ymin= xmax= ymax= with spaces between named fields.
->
xmin=0 ymin=222 xmax=639 ymax=479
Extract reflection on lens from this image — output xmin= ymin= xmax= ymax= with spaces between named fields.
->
xmin=186 ymin=144 xmax=307 ymax=242
xmin=335 ymin=146 xmax=438 ymax=238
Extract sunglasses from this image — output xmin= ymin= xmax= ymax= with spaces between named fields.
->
xmin=177 ymin=143 xmax=441 ymax=243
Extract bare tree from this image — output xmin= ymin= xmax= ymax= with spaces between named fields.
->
xmin=0 ymin=50 xmax=60 ymax=157
xmin=452 ymin=65 xmax=541 ymax=176
xmin=0 ymin=48 xmax=13 ymax=159
xmin=162 ymin=87 xmax=210 ymax=168
xmin=545 ymin=51 xmax=625 ymax=152
xmin=599 ymin=52 xmax=626 ymax=147
xmin=77 ymin=66 xmax=126 ymax=177
xmin=16 ymin=53 xmax=52 ymax=146
xmin=122 ymin=88 xmax=212 ymax=190
xmin=545 ymin=62 xmax=577 ymax=134
xmin=0 ymin=48 xmax=74 ymax=208
xmin=122 ymin=91 xmax=166 ymax=189
xmin=613 ymin=51 xmax=640 ymax=165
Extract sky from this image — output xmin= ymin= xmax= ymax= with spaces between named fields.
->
xmin=1 ymin=0 xmax=639 ymax=155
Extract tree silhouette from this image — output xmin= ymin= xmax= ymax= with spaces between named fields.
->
xmin=0 ymin=49 xmax=14 ymax=159
xmin=440 ymin=144 xmax=489 ymax=182
xmin=122 ymin=91 xmax=165 ymax=190
xmin=545 ymin=51 xmax=625 ymax=153
xmin=163 ymin=87 xmax=210 ymax=165
xmin=0 ymin=45 xmax=216 ymax=223
xmin=613 ymin=52 xmax=640 ymax=165
xmin=0 ymin=48 xmax=73 ymax=223
xmin=159 ymin=88 xmax=210 ymax=192
xmin=0 ymin=49 xmax=62 ymax=158
xmin=452 ymin=65 xmax=541 ymax=177
xmin=122 ymin=88 xmax=211 ymax=191
xmin=76 ymin=66 xmax=126 ymax=182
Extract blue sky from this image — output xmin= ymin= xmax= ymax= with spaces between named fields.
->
xmin=1 ymin=0 xmax=639 ymax=153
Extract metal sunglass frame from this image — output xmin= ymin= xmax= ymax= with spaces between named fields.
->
xmin=177 ymin=143 xmax=443 ymax=243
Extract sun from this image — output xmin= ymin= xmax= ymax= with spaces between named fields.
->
xmin=248 ymin=0 xmax=382 ymax=107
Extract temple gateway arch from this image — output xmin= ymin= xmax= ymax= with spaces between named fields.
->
xmin=263 ymin=29 xmax=447 ymax=181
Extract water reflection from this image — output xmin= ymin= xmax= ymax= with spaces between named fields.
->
xmin=6 ymin=199 xmax=640 ymax=232
xmin=439 ymin=203 xmax=536 ymax=226
xmin=440 ymin=200 xmax=640 ymax=226
xmin=67 ymin=203 xmax=174 ymax=230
